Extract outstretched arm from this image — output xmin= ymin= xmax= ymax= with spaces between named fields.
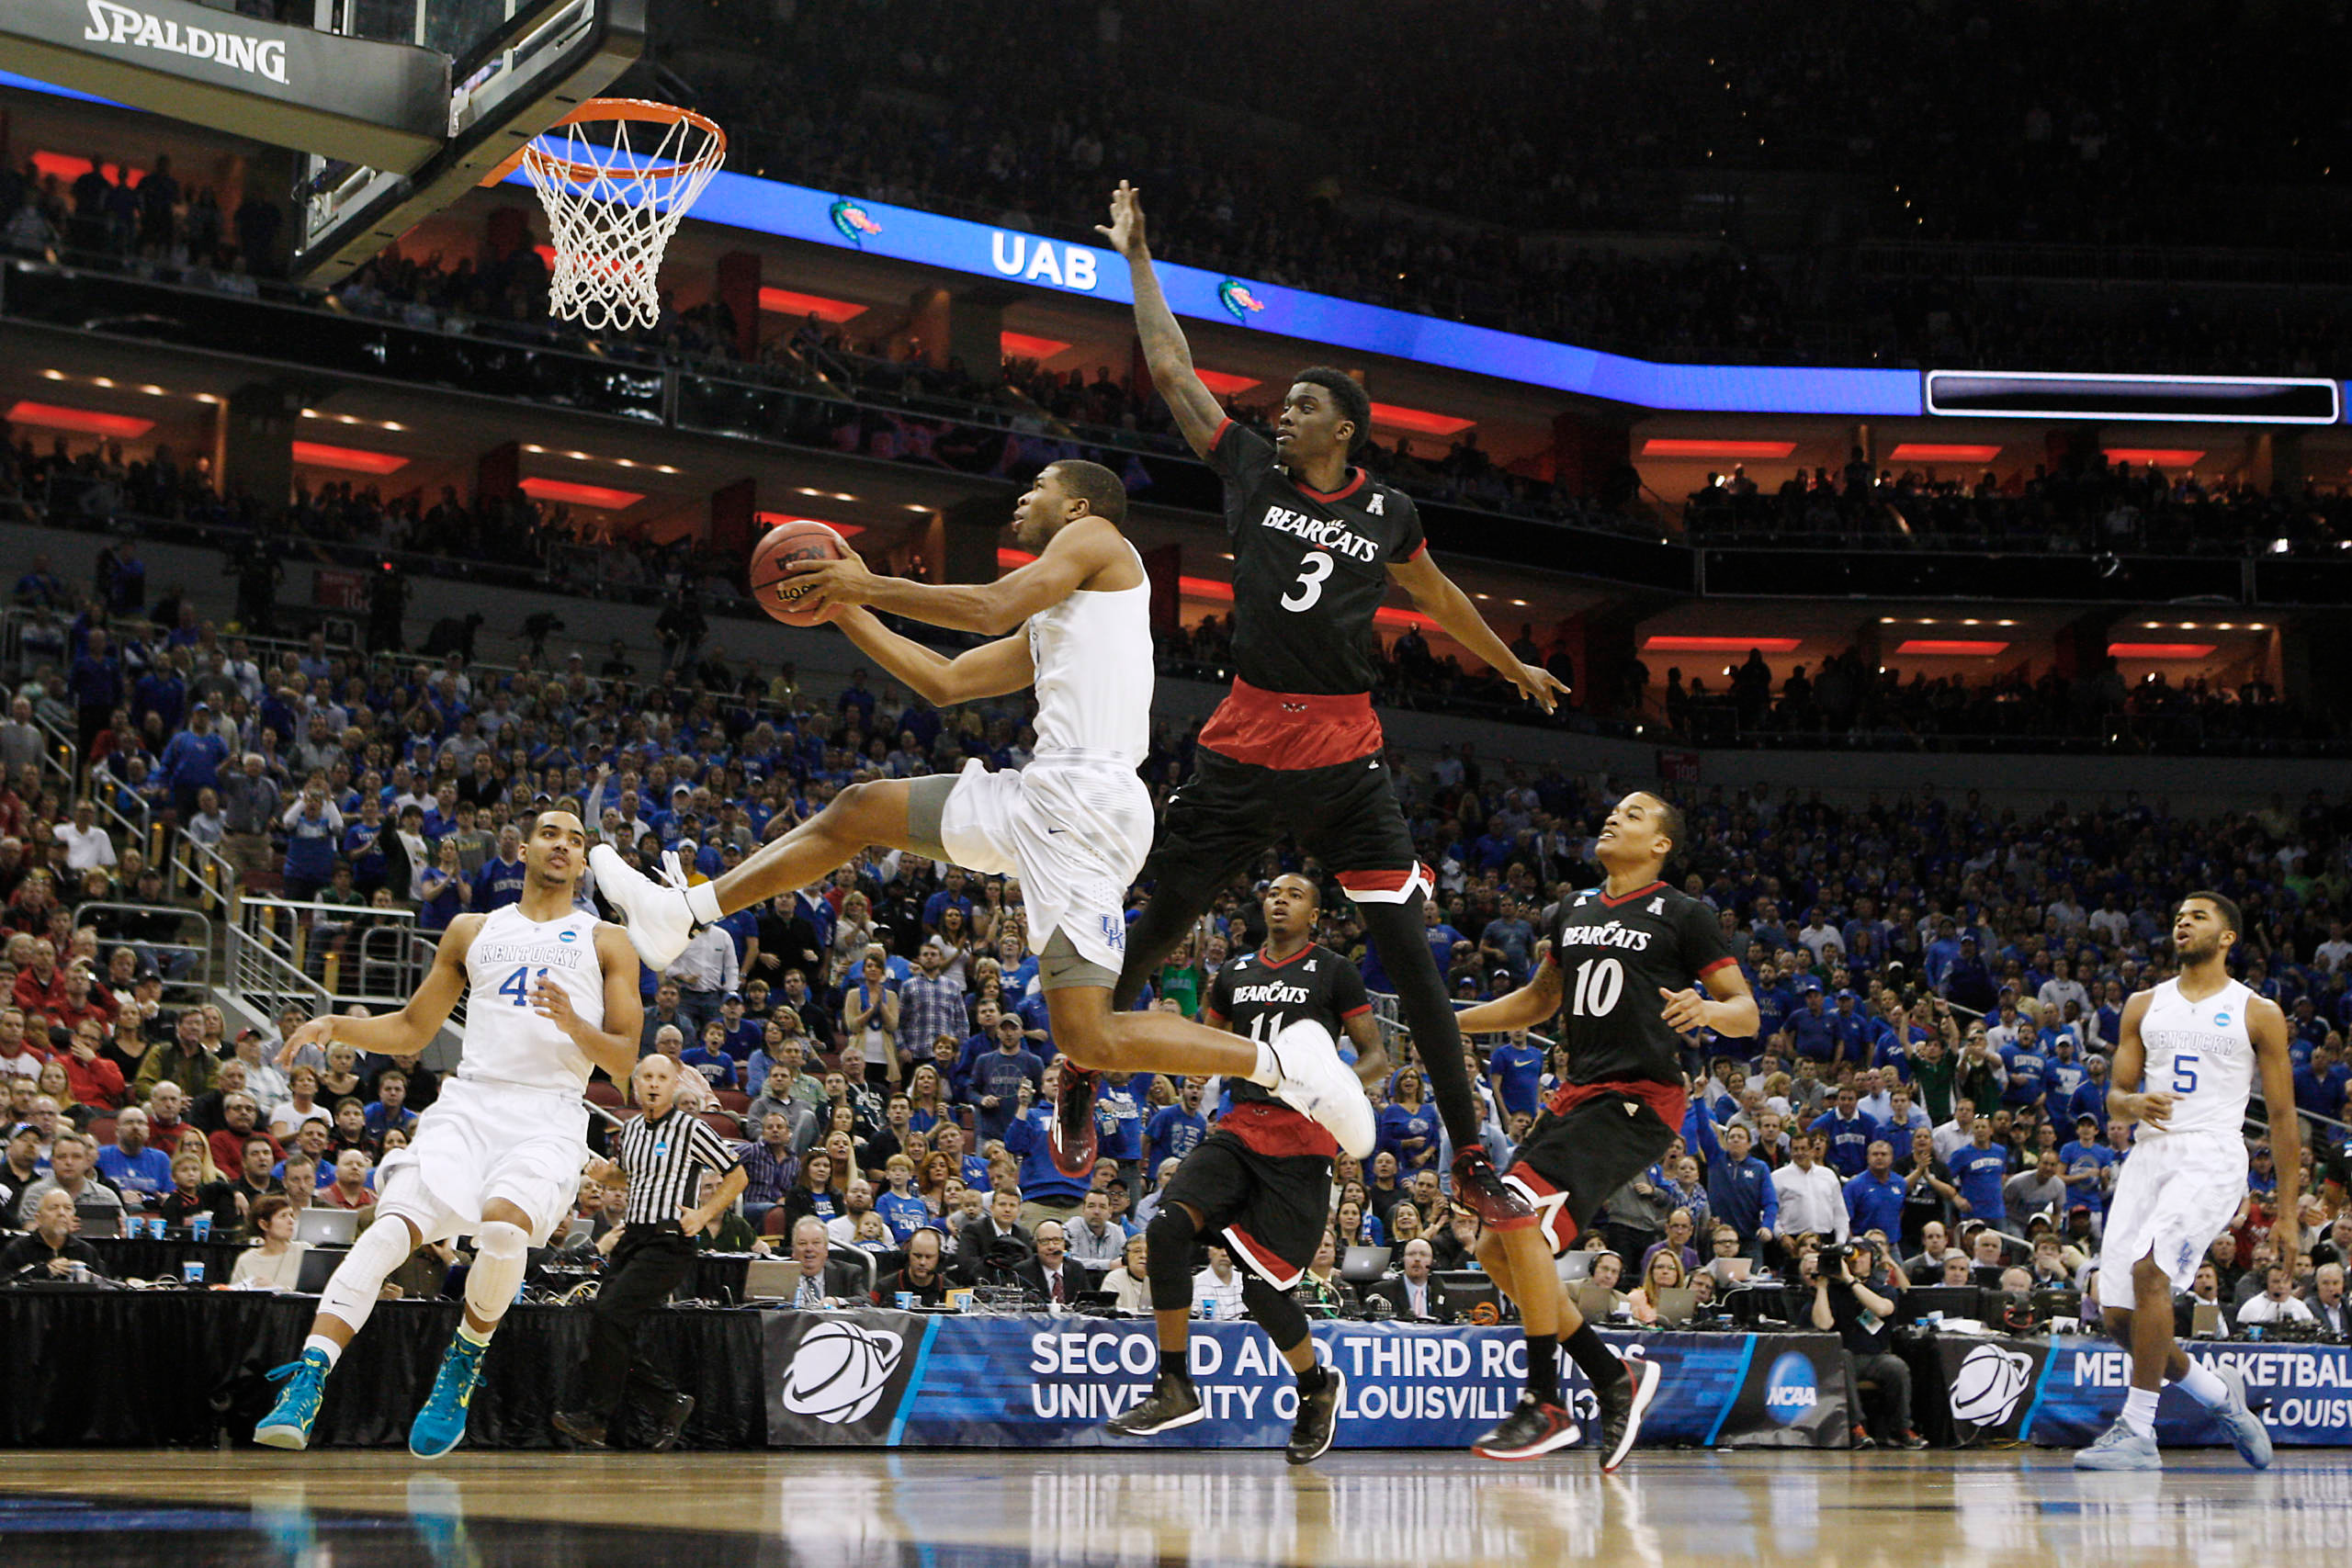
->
xmin=1385 ymin=550 xmax=1567 ymax=714
xmin=781 ymin=515 xmax=1129 ymax=635
xmin=1096 ymin=181 xmax=1226 ymax=457
xmin=828 ymin=606 xmax=1036 ymax=709
xmin=277 ymin=916 xmax=481 ymax=1062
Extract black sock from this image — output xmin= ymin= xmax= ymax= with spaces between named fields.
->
xmin=1159 ymin=1349 xmax=1190 ymax=1383
xmin=1295 ymin=1362 xmax=1329 ymax=1394
xmin=1562 ymin=1322 xmax=1627 ymax=1393
xmin=1356 ymin=896 xmax=1482 ymax=1147
xmin=1524 ymin=1333 xmax=1559 ymax=1404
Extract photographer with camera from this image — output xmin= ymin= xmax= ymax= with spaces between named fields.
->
xmin=1811 ymin=1235 xmax=1927 ymax=1450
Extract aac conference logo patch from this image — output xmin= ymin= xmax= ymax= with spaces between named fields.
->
xmin=831 ymin=198 xmax=883 ymax=247
xmin=781 ymin=1321 xmax=905 ymax=1424
xmin=1763 ymin=1350 xmax=1817 ymax=1426
xmin=1949 ymin=1344 xmax=2034 ymax=1428
xmin=1217 ymin=278 xmax=1267 ymax=323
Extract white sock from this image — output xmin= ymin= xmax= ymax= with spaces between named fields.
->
xmin=2121 ymin=1385 xmax=2160 ymax=1436
xmin=303 ymin=1334 xmax=343 ymax=1368
xmin=457 ymin=1320 xmax=494 ymax=1348
xmin=2171 ymin=1358 xmax=2228 ymax=1409
xmin=684 ymin=881 xmax=723 ymax=924
xmin=1248 ymin=1042 xmax=1281 ymax=1089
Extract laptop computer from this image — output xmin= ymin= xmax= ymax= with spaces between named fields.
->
xmin=2190 ymin=1300 xmax=2225 ymax=1338
xmin=1572 ymin=1283 xmax=1622 ymax=1323
xmin=1707 ymin=1256 xmax=1753 ymax=1283
xmin=1340 ymin=1245 xmax=1393 ymax=1284
xmin=296 ymin=1208 xmax=358 ymax=1247
xmin=743 ymin=1258 xmax=803 ymax=1302
xmin=1439 ymin=1271 xmax=1499 ymax=1319
xmin=295 ymin=1247 xmax=345 ymax=1294
xmin=1555 ymin=1250 xmax=1596 ymax=1284
xmin=1649 ymin=1285 xmax=1699 ymax=1325
xmin=74 ymin=1205 xmax=123 ymax=1238
xmin=562 ymin=1216 xmax=594 ymax=1247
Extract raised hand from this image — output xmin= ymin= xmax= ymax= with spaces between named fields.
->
xmin=1094 ymin=180 xmax=1148 ymax=259
xmin=1507 ymin=661 xmax=1569 ymax=715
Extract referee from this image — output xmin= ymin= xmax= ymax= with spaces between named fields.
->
xmin=553 ymin=1055 xmax=744 ymax=1450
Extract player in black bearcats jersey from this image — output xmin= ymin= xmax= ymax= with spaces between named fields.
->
xmin=1093 ymin=179 xmax=1566 ymax=1230
xmin=1453 ymin=793 xmax=1758 ymax=1468
xmin=1108 ymin=875 xmax=1385 ymax=1464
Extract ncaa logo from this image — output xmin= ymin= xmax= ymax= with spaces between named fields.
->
xmin=781 ymin=1322 xmax=905 ymax=1424
xmin=558 ymin=930 xmax=578 ymax=943
xmin=1763 ymin=1351 xmax=1817 ymax=1426
xmin=2212 ymin=1010 xmax=2231 ymax=1027
xmin=1948 ymin=1344 xmax=2033 ymax=1427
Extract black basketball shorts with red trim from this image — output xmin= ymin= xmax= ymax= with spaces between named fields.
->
xmin=1163 ymin=1130 xmax=1332 ymax=1291
xmin=1500 ymin=1081 xmax=1687 ymax=1257
xmin=1148 ymin=744 xmax=1427 ymax=908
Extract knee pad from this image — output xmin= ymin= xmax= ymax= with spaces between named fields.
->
xmin=1240 ymin=1273 xmax=1310 ymax=1354
xmin=1146 ymin=1207 xmax=1199 ymax=1314
xmin=316 ymin=1213 xmax=421 ymax=1336
xmin=461 ymin=1219 xmax=532 ymax=1322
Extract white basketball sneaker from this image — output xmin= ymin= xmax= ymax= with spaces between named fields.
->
xmin=588 ymin=843 xmax=698 ymax=970
xmin=1266 ymin=1019 xmax=1376 ymax=1158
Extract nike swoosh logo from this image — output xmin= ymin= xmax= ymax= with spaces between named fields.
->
xmin=1047 ymin=827 xmax=1066 ymax=834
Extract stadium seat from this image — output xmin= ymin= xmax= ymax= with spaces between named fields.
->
xmin=85 ymin=1115 xmax=116 ymax=1147
xmin=698 ymin=1111 xmax=743 ymax=1140
xmin=585 ymin=1081 xmax=624 ymax=1109
xmin=716 ymin=1089 xmax=751 ymax=1114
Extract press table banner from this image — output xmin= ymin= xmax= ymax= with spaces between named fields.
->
xmin=763 ymin=1311 xmax=1851 ymax=1450
xmin=1939 ymin=1333 xmax=2352 ymax=1448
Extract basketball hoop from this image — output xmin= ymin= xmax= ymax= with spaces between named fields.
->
xmin=502 ymin=98 xmax=726 ymax=334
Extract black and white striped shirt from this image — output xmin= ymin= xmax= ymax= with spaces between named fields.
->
xmin=613 ymin=1109 xmax=741 ymax=1225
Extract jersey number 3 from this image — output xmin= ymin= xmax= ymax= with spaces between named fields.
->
xmin=1282 ymin=552 xmax=1335 ymax=611
xmin=498 ymin=965 xmax=550 ymax=1007
xmin=1567 ymin=957 xmax=1624 ymax=1018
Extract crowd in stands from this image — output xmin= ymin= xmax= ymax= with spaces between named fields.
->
xmin=4 ymin=558 xmax=2348 ymax=1348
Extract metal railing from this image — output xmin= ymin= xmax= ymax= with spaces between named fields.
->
xmin=70 ymin=900 xmax=212 ymax=1009
xmin=232 ymin=895 xmax=427 ymax=1013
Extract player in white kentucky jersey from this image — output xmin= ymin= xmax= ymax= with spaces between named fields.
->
xmin=590 ymin=461 xmax=1372 ymax=1169
xmin=2076 ymin=890 xmax=2300 ymax=1472
xmin=255 ymin=809 xmax=642 ymax=1456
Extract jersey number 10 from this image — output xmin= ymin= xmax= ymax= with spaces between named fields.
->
xmin=1566 ymin=957 xmax=1624 ymax=1018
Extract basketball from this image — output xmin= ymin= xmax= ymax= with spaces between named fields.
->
xmin=779 ymin=1321 xmax=904 ymax=1425
xmin=750 ymin=520 xmax=851 ymax=626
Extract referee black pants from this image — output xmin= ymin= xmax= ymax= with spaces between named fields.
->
xmin=582 ymin=1223 xmax=697 ymax=1426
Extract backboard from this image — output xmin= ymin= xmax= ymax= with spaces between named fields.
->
xmin=291 ymin=0 xmax=647 ymax=283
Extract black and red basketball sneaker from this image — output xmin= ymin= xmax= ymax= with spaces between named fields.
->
xmin=1451 ymin=1146 xmax=1535 ymax=1227
xmin=1472 ymin=1395 xmax=1582 ymax=1461
xmin=1049 ymin=1065 xmax=1101 ymax=1178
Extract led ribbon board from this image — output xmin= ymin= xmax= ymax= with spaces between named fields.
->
xmin=1926 ymin=370 xmax=2340 ymax=425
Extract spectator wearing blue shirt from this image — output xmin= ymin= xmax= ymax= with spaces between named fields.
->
xmin=922 ymin=867 xmax=975 ymax=937
xmin=279 ymin=788 xmax=343 ymax=901
xmin=69 ymin=626 xmax=123 ymax=754
xmin=1091 ymin=1073 xmax=1144 ymax=1179
xmin=1843 ymin=1140 xmax=1906 ymax=1241
xmin=2063 ymin=1053 xmax=2109 ymax=1132
xmin=157 ymin=705 xmax=230 ymax=820
xmin=1948 ymin=1122 xmax=2011 ymax=1224
xmin=1375 ymin=1066 xmax=1443 ymax=1175
xmin=94 ymin=1107 xmax=172 ymax=1201
xmin=1997 ymin=1035 xmax=2048 ymax=1112
xmin=1485 ymin=1032 xmax=1546 ymax=1120
xmin=967 ymin=1029 xmax=1043 ymax=1145
xmin=2295 ymin=1042 xmax=2350 ymax=1124
xmin=1004 ymin=1069 xmax=1089 ymax=1220
xmin=472 ymin=826 xmax=528 ymax=912
xmin=361 ymin=1072 xmax=420 ymax=1140
xmin=681 ymin=1021 xmax=739 ymax=1091
xmin=1704 ymin=1122 xmax=1780 ymax=1262
xmin=1789 ymin=990 xmax=1838 ymax=1065
xmin=874 ymin=1157 xmax=933 ymax=1245
xmin=1144 ymin=1077 xmax=1207 ymax=1174
xmin=1808 ymin=1086 xmax=1882 ymax=1178
xmin=2057 ymin=1116 xmax=2115 ymax=1213
xmin=1827 ymin=992 xmax=1871 ymax=1066
xmin=1424 ymin=905 xmax=1465 ymax=976
xmin=715 ymin=994 xmax=763 ymax=1063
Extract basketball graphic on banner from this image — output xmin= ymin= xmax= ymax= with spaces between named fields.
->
xmin=781 ymin=1321 xmax=906 ymax=1424
xmin=1949 ymin=1344 xmax=2034 ymax=1427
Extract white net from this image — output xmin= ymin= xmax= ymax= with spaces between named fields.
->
xmin=520 ymin=102 xmax=726 ymax=334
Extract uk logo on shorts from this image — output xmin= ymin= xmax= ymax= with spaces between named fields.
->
xmin=1100 ymin=914 xmax=1126 ymax=953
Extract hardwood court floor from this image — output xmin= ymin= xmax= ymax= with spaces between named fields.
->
xmin=0 ymin=1448 xmax=2342 ymax=1567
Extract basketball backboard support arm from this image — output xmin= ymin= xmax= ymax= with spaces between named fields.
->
xmin=0 ymin=0 xmax=448 ymax=170
xmin=289 ymin=0 xmax=646 ymax=285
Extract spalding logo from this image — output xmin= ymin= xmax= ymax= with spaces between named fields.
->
xmin=780 ymin=1321 xmax=905 ymax=1424
xmin=1763 ymin=1350 xmax=1817 ymax=1426
xmin=1948 ymin=1344 xmax=2033 ymax=1427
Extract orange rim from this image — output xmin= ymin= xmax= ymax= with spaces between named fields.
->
xmin=479 ymin=97 xmax=725 ymax=188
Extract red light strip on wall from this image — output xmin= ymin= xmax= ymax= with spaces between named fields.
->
xmin=756 ymin=513 xmax=865 ymax=537
xmin=1888 ymin=444 xmax=2002 ymax=462
xmin=291 ymin=440 xmax=408 ymax=475
xmin=6 ymin=400 xmax=155 ymax=437
xmin=756 ymin=288 xmax=867 ymax=322
xmin=1195 ymin=370 xmax=1261 ymax=396
xmin=1641 ymin=439 xmax=1797 ymax=459
xmin=2101 ymin=448 xmax=2204 ymax=467
xmin=519 ymin=476 xmax=643 ymax=510
xmin=2107 ymin=642 xmax=2216 ymax=659
xmin=1000 ymin=332 xmax=1070 ymax=359
xmin=1642 ymin=636 xmax=1802 ymax=653
xmin=1894 ymin=639 xmax=2009 ymax=656
xmin=1369 ymin=401 xmax=1475 ymax=437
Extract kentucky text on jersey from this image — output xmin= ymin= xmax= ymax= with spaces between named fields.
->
xmin=1553 ymin=921 xmax=1658 ymax=953
xmin=1256 ymin=504 xmax=1382 ymax=561
xmin=470 ymin=942 xmax=593 ymax=970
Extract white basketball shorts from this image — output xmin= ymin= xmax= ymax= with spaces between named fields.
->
xmin=375 ymin=1076 xmax=590 ymax=1245
xmin=937 ymin=755 xmax=1152 ymax=980
xmin=2093 ymin=1129 xmax=2247 ymax=1302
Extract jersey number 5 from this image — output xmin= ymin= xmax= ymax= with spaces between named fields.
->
xmin=1567 ymin=957 xmax=1624 ymax=1018
xmin=1282 ymin=551 xmax=1335 ymax=611
xmin=2169 ymin=1054 xmax=2198 ymax=1094
xmin=498 ymin=965 xmax=550 ymax=1007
